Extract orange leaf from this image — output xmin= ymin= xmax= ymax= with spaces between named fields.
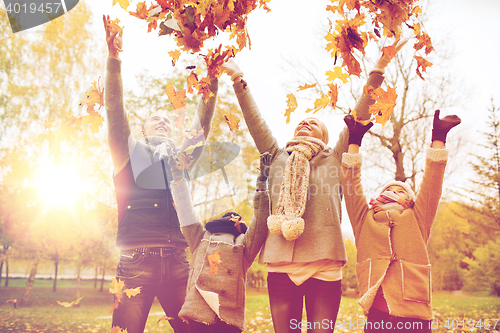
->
xmin=414 ymin=55 xmax=433 ymax=80
xmin=207 ymin=250 xmax=227 ymax=274
xmin=111 ymin=326 xmax=128 ymax=333
xmin=327 ymin=83 xmax=338 ymax=109
xmin=284 ymin=93 xmax=298 ymax=124
xmin=129 ymin=1 xmax=149 ymax=20
xmin=368 ymin=86 xmax=397 ymax=125
xmin=183 ymin=128 xmax=205 ymax=142
xmin=414 ymin=31 xmax=434 ymax=55
xmin=381 ymin=45 xmax=397 ymax=62
xmin=79 ymin=80 xmax=104 ymax=113
xmin=186 ymin=72 xmax=199 ymax=94
xmin=157 ymin=316 xmax=174 ymax=325
xmin=175 ymin=151 xmax=195 ymax=170
xmin=165 ymin=84 xmax=186 ymax=110
xmin=109 ymin=278 xmax=125 ymax=312
xmin=224 ymin=114 xmax=240 ymax=133
xmin=168 ymin=50 xmax=181 ymax=65
xmin=297 ymin=83 xmax=317 ymax=91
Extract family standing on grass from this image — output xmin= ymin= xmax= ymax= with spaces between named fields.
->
xmin=103 ymin=14 xmax=460 ymax=333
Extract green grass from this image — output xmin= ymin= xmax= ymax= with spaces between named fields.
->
xmin=0 ymin=282 xmax=499 ymax=332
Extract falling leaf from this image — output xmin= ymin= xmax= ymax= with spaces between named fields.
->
xmin=124 ymin=287 xmax=142 ymax=298
xmin=284 ymin=93 xmax=297 ymax=124
xmin=414 ymin=31 xmax=434 ymax=55
xmin=157 ymin=316 xmax=174 ymax=325
xmin=325 ymin=67 xmax=349 ymax=83
xmin=168 ymin=50 xmax=181 ymax=65
xmin=174 ymin=151 xmax=195 ymax=170
xmin=129 ymin=1 xmax=149 ymax=20
xmin=109 ymin=278 xmax=126 ymax=312
xmin=183 ymin=128 xmax=205 ymax=142
xmin=165 ymin=84 xmax=186 ymax=110
xmin=414 ymin=55 xmax=433 ymax=80
xmin=57 ymin=297 xmax=83 ymax=308
xmin=79 ymin=79 xmax=104 ymax=113
xmin=381 ymin=44 xmax=397 ymax=62
xmin=306 ymin=93 xmax=330 ymax=113
xmin=368 ymin=86 xmax=397 ymax=125
xmin=224 ymin=113 xmax=240 ymax=142
xmin=207 ymin=250 xmax=227 ymax=274
xmin=297 ymin=83 xmax=317 ymax=91
xmin=327 ymin=83 xmax=338 ymax=109
xmin=6 ymin=299 xmax=17 ymax=309
xmin=113 ymin=0 xmax=130 ymax=10
xmin=186 ymin=72 xmax=199 ymax=94
xmin=83 ymin=111 xmax=104 ymax=134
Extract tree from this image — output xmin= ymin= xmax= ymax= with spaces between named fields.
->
xmin=341 ymin=237 xmax=358 ymax=293
xmin=458 ymin=101 xmax=500 ymax=295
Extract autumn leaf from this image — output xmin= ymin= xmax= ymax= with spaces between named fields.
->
xmin=306 ymin=93 xmax=330 ymax=114
xmin=113 ymin=0 xmax=130 ymax=11
xmin=284 ymin=93 xmax=298 ymax=124
xmin=6 ymin=299 xmax=17 ymax=309
xmin=111 ymin=326 xmax=128 ymax=333
xmin=79 ymin=79 xmax=104 ymax=113
xmin=327 ymin=83 xmax=339 ymax=109
xmin=165 ymin=84 xmax=186 ymax=110
xmin=414 ymin=55 xmax=433 ymax=80
xmin=57 ymin=297 xmax=83 ymax=308
xmin=83 ymin=112 xmax=104 ymax=134
xmin=157 ymin=316 xmax=174 ymax=325
xmin=368 ymin=86 xmax=397 ymax=125
xmin=326 ymin=67 xmax=349 ymax=83
xmin=124 ymin=287 xmax=142 ymax=298
xmin=414 ymin=31 xmax=434 ymax=55
xmin=183 ymin=128 xmax=205 ymax=142
xmin=109 ymin=278 xmax=126 ymax=312
xmin=168 ymin=50 xmax=181 ymax=65
xmin=381 ymin=45 xmax=397 ymax=62
xmin=207 ymin=250 xmax=227 ymax=274
xmin=174 ymin=151 xmax=195 ymax=170
xmin=224 ymin=113 xmax=240 ymax=142
xmin=186 ymin=72 xmax=199 ymax=94
xmin=129 ymin=1 xmax=149 ymax=20
xmin=297 ymin=83 xmax=317 ymax=91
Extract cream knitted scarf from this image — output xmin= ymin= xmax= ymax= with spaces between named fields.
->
xmin=139 ymin=136 xmax=177 ymax=161
xmin=267 ymin=136 xmax=326 ymax=241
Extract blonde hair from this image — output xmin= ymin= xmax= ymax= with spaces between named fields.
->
xmin=302 ymin=117 xmax=329 ymax=145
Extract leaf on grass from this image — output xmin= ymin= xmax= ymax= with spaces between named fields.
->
xmin=124 ymin=287 xmax=142 ymax=298
xmin=325 ymin=67 xmax=349 ymax=83
xmin=368 ymin=86 xmax=397 ymax=125
xmin=297 ymin=83 xmax=317 ymax=91
xmin=111 ymin=326 xmax=128 ymax=333
xmin=165 ymin=84 xmax=186 ymax=110
xmin=168 ymin=50 xmax=181 ymax=65
xmin=414 ymin=55 xmax=433 ymax=80
xmin=57 ymin=297 xmax=83 ymax=308
xmin=284 ymin=93 xmax=297 ymax=124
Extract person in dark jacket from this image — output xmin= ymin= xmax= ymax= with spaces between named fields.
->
xmin=103 ymin=15 xmax=218 ymax=333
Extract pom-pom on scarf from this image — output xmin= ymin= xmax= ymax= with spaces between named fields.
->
xmin=267 ymin=136 xmax=325 ymax=241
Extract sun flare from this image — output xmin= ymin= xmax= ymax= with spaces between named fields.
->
xmin=35 ymin=162 xmax=85 ymax=208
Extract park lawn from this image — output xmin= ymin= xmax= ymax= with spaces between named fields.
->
xmin=0 ymin=281 xmax=499 ymax=332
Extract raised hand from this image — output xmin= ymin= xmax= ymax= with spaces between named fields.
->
xmin=431 ymin=110 xmax=461 ymax=144
xmin=103 ymin=15 xmax=123 ymax=58
xmin=222 ymin=58 xmax=244 ymax=82
xmin=344 ymin=115 xmax=374 ymax=146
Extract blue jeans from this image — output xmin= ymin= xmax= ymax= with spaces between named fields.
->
xmin=267 ymin=272 xmax=342 ymax=333
xmin=111 ymin=248 xmax=190 ymax=333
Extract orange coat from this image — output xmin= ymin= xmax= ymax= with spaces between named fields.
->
xmin=341 ymin=148 xmax=448 ymax=320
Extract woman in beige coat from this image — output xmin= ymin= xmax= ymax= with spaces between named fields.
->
xmin=341 ymin=110 xmax=461 ymax=332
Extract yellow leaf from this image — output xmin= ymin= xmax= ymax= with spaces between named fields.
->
xmin=109 ymin=278 xmax=125 ymax=296
xmin=325 ymin=67 xmax=349 ymax=83
xmin=57 ymin=297 xmax=83 ymax=308
xmin=297 ymin=83 xmax=317 ymax=91
xmin=112 ymin=0 xmax=130 ymax=11
xmin=124 ymin=287 xmax=142 ymax=298
xmin=82 ymin=114 xmax=104 ymax=134
xmin=368 ymin=86 xmax=397 ymax=125
xmin=284 ymin=93 xmax=297 ymax=124
xmin=306 ymin=93 xmax=330 ymax=113
xmin=168 ymin=50 xmax=181 ymax=65
xmin=111 ymin=326 xmax=128 ymax=333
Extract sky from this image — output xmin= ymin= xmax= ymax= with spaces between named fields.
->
xmin=11 ymin=0 xmax=497 ymax=236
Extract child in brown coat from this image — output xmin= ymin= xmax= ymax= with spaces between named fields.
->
xmin=341 ymin=110 xmax=460 ymax=332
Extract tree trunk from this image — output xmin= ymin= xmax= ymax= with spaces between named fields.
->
xmin=76 ymin=266 xmax=81 ymax=299
xmin=21 ymin=257 xmax=39 ymax=306
xmin=52 ymin=259 xmax=59 ymax=292
xmin=100 ymin=266 xmax=106 ymax=292
xmin=4 ymin=259 xmax=8 ymax=287
xmin=0 ymin=260 xmax=3 ymax=286
xmin=94 ymin=266 xmax=98 ymax=289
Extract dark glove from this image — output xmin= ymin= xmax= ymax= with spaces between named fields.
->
xmin=344 ymin=115 xmax=374 ymax=146
xmin=431 ymin=110 xmax=461 ymax=143
xmin=256 ymin=152 xmax=272 ymax=190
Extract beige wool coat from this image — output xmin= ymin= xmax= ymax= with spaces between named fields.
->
xmin=232 ymin=71 xmax=384 ymax=265
xmin=341 ymin=148 xmax=448 ymax=320
xmin=172 ymin=180 xmax=270 ymax=331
